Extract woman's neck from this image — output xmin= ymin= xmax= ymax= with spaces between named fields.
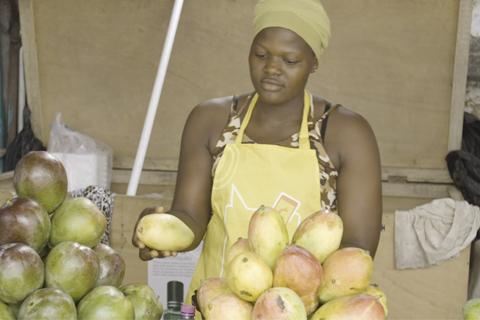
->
xmin=254 ymin=93 xmax=305 ymax=125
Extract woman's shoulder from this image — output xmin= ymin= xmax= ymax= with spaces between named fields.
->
xmin=312 ymin=95 xmax=378 ymax=168
xmin=312 ymin=95 xmax=374 ymax=136
xmin=190 ymin=93 xmax=251 ymax=117
xmin=184 ymin=94 xmax=252 ymax=151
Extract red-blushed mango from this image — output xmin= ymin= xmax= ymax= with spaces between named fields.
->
xmin=204 ymin=292 xmax=252 ymax=320
xmin=50 ymin=197 xmax=106 ymax=248
xmin=273 ymin=245 xmax=323 ymax=315
xmin=120 ymin=283 xmax=164 ymax=320
xmin=77 ymin=286 xmax=134 ymax=320
xmin=13 ymin=151 xmax=67 ymax=213
xmin=226 ymin=238 xmax=251 ymax=267
xmin=45 ymin=241 xmax=99 ymax=302
xmin=0 ymin=197 xmax=50 ymax=253
xmin=318 ymin=247 xmax=373 ymax=303
xmin=0 ymin=243 xmax=44 ymax=304
xmin=252 ymin=287 xmax=307 ymax=320
xmin=94 ymin=243 xmax=126 ymax=287
xmin=310 ymin=293 xmax=385 ymax=320
xmin=292 ymin=211 xmax=343 ymax=263
xmin=17 ymin=288 xmax=76 ymax=320
xmin=226 ymin=251 xmax=273 ymax=302
xmin=248 ymin=206 xmax=289 ymax=269
xmin=364 ymin=284 xmax=388 ymax=317
xmin=196 ymin=277 xmax=231 ymax=316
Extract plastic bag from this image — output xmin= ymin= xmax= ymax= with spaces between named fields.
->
xmin=4 ymin=105 xmax=46 ymax=171
xmin=47 ymin=113 xmax=113 ymax=192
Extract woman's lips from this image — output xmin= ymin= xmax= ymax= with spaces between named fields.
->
xmin=261 ymin=79 xmax=283 ymax=91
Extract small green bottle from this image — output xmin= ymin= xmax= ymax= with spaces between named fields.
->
xmin=163 ymin=281 xmax=184 ymax=320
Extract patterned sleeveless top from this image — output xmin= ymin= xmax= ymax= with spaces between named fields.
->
xmin=211 ymin=95 xmax=339 ymax=212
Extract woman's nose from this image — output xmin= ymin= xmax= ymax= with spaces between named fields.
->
xmin=263 ymin=57 xmax=281 ymax=75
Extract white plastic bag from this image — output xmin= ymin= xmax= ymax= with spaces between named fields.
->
xmin=47 ymin=114 xmax=113 ymax=192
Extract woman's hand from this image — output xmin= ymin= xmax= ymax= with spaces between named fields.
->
xmin=132 ymin=206 xmax=178 ymax=260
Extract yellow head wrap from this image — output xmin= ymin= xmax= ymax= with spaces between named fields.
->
xmin=253 ymin=0 xmax=331 ymax=59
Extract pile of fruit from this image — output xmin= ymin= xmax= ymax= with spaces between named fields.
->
xmin=0 ymin=151 xmax=163 ymax=320
xmin=196 ymin=206 xmax=388 ymax=320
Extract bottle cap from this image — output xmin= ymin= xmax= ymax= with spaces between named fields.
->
xmin=180 ymin=303 xmax=196 ymax=316
xmin=167 ymin=281 xmax=184 ymax=302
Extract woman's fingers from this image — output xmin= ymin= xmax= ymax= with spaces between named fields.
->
xmin=134 ymin=206 xmax=176 ymax=260
xmin=139 ymin=247 xmax=154 ymax=261
xmin=138 ymin=247 xmax=178 ymax=260
xmin=132 ymin=230 xmax=145 ymax=248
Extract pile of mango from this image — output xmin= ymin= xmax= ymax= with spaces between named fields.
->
xmin=0 ymin=151 xmax=163 ymax=320
xmin=196 ymin=206 xmax=387 ymax=319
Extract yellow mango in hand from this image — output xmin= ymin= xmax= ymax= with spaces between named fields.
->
xmin=135 ymin=214 xmax=194 ymax=251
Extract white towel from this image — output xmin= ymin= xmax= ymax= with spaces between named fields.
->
xmin=395 ymin=198 xmax=480 ymax=269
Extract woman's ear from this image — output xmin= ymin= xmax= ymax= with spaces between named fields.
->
xmin=311 ymin=58 xmax=319 ymax=73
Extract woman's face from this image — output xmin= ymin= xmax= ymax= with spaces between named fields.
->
xmin=249 ymin=27 xmax=317 ymax=106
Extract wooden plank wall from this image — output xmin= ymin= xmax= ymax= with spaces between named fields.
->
xmin=17 ymin=0 xmax=471 ymax=192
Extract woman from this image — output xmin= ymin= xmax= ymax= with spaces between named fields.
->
xmin=133 ymin=0 xmax=382 ymax=306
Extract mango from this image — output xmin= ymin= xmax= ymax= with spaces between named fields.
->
xmin=135 ymin=213 xmax=194 ymax=251
xmin=226 ymin=238 xmax=251 ymax=267
xmin=78 ymin=286 xmax=134 ymax=320
xmin=94 ymin=243 xmax=126 ymax=287
xmin=364 ymin=284 xmax=388 ymax=317
xmin=252 ymin=287 xmax=306 ymax=320
xmin=0 ymin=301 xmax=15 ymax=320
xmin=50 ymin=197 xmax=107 ymax=248
xmin=204 ymin=293 xmax=252 ymax=320
xmin=7 ymin=303 xmax=20 ymax=317
xmin=13 ymin=151 xmax=68 ymax=213
xmin=318 ymin=247 xmax=373 ymax=303
xmin=17 ymin=288 xmax=76 ymax=320
xmin=292 ymin=211 xmax=343 ymax=263
xmin=248 ymin=206 xmax=289 ymax=269
xmin=310 ymin=293 xmax=385 ymax=320
xmin=0 ymin=243 xmax=44 ymax=304
xmin=464 ymin=298 xmax=480 ymax=320
xmin=273 ymin=245 xmax=323 ymax=315
xmin=226 ymin=251 xmax=273 ymax=302
xmin=45 ymin=241 xmax=99 ymax=302
xmin=120 ymin=283 xmax=163 ymax=320
xmin=196 ymin=277 xmax=231 ymax=315
xmin=0 ymin=197 xmax=50 ymax=253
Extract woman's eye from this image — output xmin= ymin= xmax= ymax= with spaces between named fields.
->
xmin=285 ymin=59 xmax=299 ymax=65
xmin=255 ymin=53 xmax=266 ymax=59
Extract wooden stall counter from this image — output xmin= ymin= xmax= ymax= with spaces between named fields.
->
xmin=110 ymin=194 xmax=469 ymax=320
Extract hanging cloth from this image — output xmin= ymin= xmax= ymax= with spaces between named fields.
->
xmin=4 ymin=104 xmax=45 ymax=171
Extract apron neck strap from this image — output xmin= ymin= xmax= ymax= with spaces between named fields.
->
xmin=235 ymin=91 xmax=312 ymax=149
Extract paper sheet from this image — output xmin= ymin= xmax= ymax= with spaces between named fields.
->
xmin=148 ymin=242 xmax=203 ymax=306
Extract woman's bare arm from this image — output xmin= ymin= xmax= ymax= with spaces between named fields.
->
xmin=133 ymin=98 xmax=231 ymax=260
xmin=326 ymin=108 xmax=383 ymax=257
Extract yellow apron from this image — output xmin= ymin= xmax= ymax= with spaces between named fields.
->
xmin=188 ymin=91 xmax=322 ymax=313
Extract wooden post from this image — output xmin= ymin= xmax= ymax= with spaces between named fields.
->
xmin=17 ymin=0 xmax=45 ymax=142
xmin=449 ymin=0 xmax=473 ymax=151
